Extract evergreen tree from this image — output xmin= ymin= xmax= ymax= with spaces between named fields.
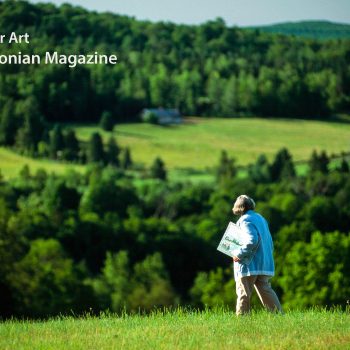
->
xmin=121 ymin=147 xmax=132 ymax=170
xmin=87 ymin=132 xmax=105 ymax=164
xmin=269 ymin=148 xmax=295 ymax=182
xmin=42 ymin=177 xmax=81 ymax=224
xmin=34 ymin=168 xmax=48 ymax=188
xmin=14 ymin=97 xmax=45 ymax=154
xmin=338 ymin=157 xmax=350 ymax=173
xmin=63 ymin=129 xmax=80 ymax=161
xmin=216 ymin=150 xmax=237 ymax=182
xmin=19 ymin=164 xmax=31 ymax=181
xmin=99 ymin=111 xmax=114 ymax=132
xmin=49 ymin=125 xmax=65 ymax=159
xmin=150 ymin=157 xmax=167 ymax=180
xmin=318 ymin=151 xmax=329 ymax=174
xmin=248 ymin=154 xmax=271 ymax=183
xmin=0 ymin=99 xmax=18 ymax=145
xmin=309 ymin=150 xmax=329 ymax=174
xmin=280 ymin=160 xmax=296 ymax=179
xmin=309 ymin=150 xmax=319 ymax=173
xmin=106 ymin=136 xmax=120 ymax=166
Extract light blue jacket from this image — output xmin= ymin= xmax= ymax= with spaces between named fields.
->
xmin=232 ymin=210 xmax=275 ymax=280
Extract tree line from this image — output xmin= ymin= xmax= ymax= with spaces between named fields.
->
xmin=0 ymin=148 xmax=349 ymax=318
xmin=0 ymin=0 xmax=350 ymax=142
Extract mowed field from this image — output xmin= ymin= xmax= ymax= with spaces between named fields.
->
xmin=1 ymin=117 xmax=349 ymax=179
xmin=75 ymin=117 xmax=350 ymax=169
xmin=0 ymin=147 xmax=84 ymax=179
xmin=0 ymin=309 xmax=349 ymax=350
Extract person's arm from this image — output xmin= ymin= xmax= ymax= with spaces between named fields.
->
xmin=232 ymin=218 xmax=259 ymax=261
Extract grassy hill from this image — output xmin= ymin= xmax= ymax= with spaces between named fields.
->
xmin=249 ymin=21 xmax=350 ymax=39
xmin=0 ymin=309 xmax=349 ymax=349
xmin=1 ymin=117 xmax=349 ymax=180
xmin=0 ymin=147 xmax=84 ymax=179
xmin=74 ymin=117 xmax=350 ymax=169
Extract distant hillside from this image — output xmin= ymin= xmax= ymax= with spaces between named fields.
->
xmin=2 ymin=117 xmax=350 ymax=179
xmin=0 ymin=0 xmax=349 ymax=136
xmin=249 ymin=21 xmax=350 ymax=39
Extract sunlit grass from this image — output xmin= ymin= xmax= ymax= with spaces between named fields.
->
xmin=0 ymin=147 xmax=84 ymax=179
xmin=0 ymin=309 xmax=349 ymax=350
xmin=74 ymin=117 xmax=350 ymax=169
xmin=1 ymin=117 xmax=349 ymax=181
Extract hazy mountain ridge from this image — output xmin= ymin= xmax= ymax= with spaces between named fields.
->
xmin=248 ymin=20 xmax=350 ymax=39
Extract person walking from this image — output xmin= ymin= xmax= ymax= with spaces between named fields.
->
xmin=231 ymin=195 xmax=283 ymax=315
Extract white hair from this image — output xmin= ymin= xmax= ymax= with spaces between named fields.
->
xmin=232 ymin=195 xmax=256 ymax=215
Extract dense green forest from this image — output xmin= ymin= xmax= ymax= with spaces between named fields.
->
xmin=0 ymin=148 xmax=350 ymax=318
xmin=250 ymin=20 xmax=350 ymax=40
xmin=0 ymin=0 xmax=350 ymax=152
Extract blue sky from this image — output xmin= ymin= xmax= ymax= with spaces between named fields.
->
xmin=29 ymin=0 xmax=350 ymax=26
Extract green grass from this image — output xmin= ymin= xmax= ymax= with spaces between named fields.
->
xmin=0 ymin=309 xmax=349 ymax=350
xmin=74 ymin=117 xmax=350 ymax=170
xmin=1 ymin=117 xmax=349 ymax=180
xmin=0 ymin=147 xmax=84 ymax=179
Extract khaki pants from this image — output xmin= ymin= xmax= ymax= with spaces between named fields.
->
xmin=235 ymin=275 xmax=283 ymax=315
